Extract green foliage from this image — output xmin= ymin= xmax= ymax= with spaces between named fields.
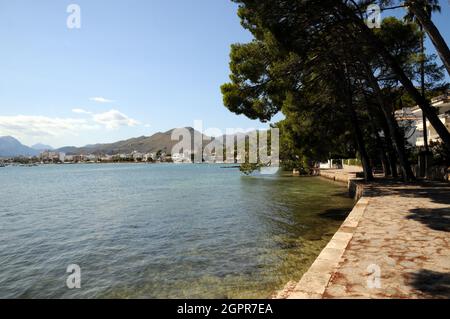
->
xmin=430 ymin=141 xmax=450 ymax=166
xmin=344 ymin=159 xmax=363 ymax=167
xmin=222 ymin=0 xmax=449 ymax=181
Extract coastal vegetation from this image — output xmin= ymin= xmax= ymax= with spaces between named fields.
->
xmin=221 ymin=0 xmax=450 ymax=181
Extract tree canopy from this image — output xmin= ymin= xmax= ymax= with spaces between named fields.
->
xmin=221 ymin=0 xmax=450 ymax=180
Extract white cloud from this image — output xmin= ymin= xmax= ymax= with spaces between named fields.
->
xmin=74 ymin=108 xmax=140 ymax=129
xmin=89 ymin=97 xmax=115 ymax=103
xmin=0 ymin=115 xmax=97 ymax=139
xmin=92 ymin=109 xmax=140 ymax=129
xmin=0 ymin=109 xmax=141 ymax=144
xmin=72 ymin=108 xmax=92 ymax=115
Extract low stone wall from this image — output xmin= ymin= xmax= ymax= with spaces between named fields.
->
xmin=348 ymin=179 xmax=365 ymax=200
xmin=319 ymin=170 xmax=355 ymax=183
xmin=272 ymin=169 xmax=367 ymax=299
xmin=282 ymin=194 xmax=369 ymax=298
xmin=343 ymin=164 xmax=363 ymax=172
xmin=319 ymin=169 xmax=365 ymax=200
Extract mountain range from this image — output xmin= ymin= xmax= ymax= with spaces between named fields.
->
xmin=1 ymin=127 xmax=250 ymax=157
xmin=31 ymin=143 xmax=54 ymax=152
xmin=0 ymin=136 xmax=40 ymax=157
xmin=57 ymin=128 xmax=212 ymax=155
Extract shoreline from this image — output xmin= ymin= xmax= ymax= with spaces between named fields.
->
xmin=273 ymin=168 xmax=365 ymax=298
xmin=275 ymin=169 xmax=450 ymax=299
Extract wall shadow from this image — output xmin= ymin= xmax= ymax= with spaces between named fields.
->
xmin=318 ymin=208 xmax=350 ymax=221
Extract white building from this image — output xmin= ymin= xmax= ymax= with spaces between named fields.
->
xmin=319 ymin=160 xmax=342 ymax=169
xmin=84 ymin=154 xmax=98 ymax=162
xmin=142 ymin=153 xmax=154 ymax=162
xmin=131 ymin=151 xmax=143 ymax=161
xmin=40 ymin=151 xmax=65 ymax=162
xmin=100 ymin=155 xmax=113 ymax=162
xmin=396 ymin=92 xmax=450 ymax=147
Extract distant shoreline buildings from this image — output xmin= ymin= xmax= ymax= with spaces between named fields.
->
xmin=39 ymin=150 xmax=174 ymax=164
xmin=1 ymin=150 xmax=228 ymax=165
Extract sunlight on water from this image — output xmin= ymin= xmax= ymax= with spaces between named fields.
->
xmin=0 ymin=164 xmax=354 ymax=298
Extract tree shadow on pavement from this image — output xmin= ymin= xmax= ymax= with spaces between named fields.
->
xmin=408 ymin=269 xmax=450 ymax=299
xmin=364 ymin=180 xmax=450 ymax=232
xmin=407 ymin=208 xmax=450 ymax=232
xmin=368 ymin=181 xmax=450 ymax=205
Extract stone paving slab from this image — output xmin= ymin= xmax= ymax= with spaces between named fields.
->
xmin=323 ymin=181 xmax=450 ymax=299
xmin=282 ymin=176 xmax=450 ymax=299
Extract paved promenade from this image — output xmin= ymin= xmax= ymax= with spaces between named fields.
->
xmin=281 ymin=170 xmax=450 ymax=299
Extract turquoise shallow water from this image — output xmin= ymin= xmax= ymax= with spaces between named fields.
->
xmin=0 ymin=164 xmax=354 ymax=298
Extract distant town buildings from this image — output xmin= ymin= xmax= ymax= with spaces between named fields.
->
xmin=142 ymin=153 xmax=154 ymax=162
xmin=30 ymin=150 xmax=180 ymax=164
xmin=40 ymin=151 xmax=65 ymax=163
xmin=2 ymin=134 xmax=271 ymax=165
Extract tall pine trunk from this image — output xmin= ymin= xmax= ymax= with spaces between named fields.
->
xmin=364 ymin=101 xmax=391 ymax=177
xmin=375 ymin=104 xmax=399 ymax=178
xmin=409 ymin=4 xmax=450 ymax=76
xmin=374 ymin=129 xmax=391 ymax=177
xmin=364 ymin=66 xmax=415 ymax=181
xmin=381 ymin=119 xmax=399 ymax=178
xmin=345 ymin=93 xmax=374 ymax=181
xmin=349 ymin=106 xmax=373 ymax=181
xmin=340 ymin=3 xmax=450 ymax=148
xmin=338 ymin=65 xmax=374 ymax=182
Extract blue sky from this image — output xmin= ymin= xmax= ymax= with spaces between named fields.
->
xmin=0 ymin=1 xmax=449 ymax=148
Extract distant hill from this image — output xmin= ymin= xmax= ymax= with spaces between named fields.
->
xmin=31 ymin=143 xmax=54 ymax=151
xmin=0 ymin=136 xmax=39 ymax=157
xmin=0 ymin=128 xmax=259 ymax=158
xmin=56 ymin=128 xmax=215 ymax=155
